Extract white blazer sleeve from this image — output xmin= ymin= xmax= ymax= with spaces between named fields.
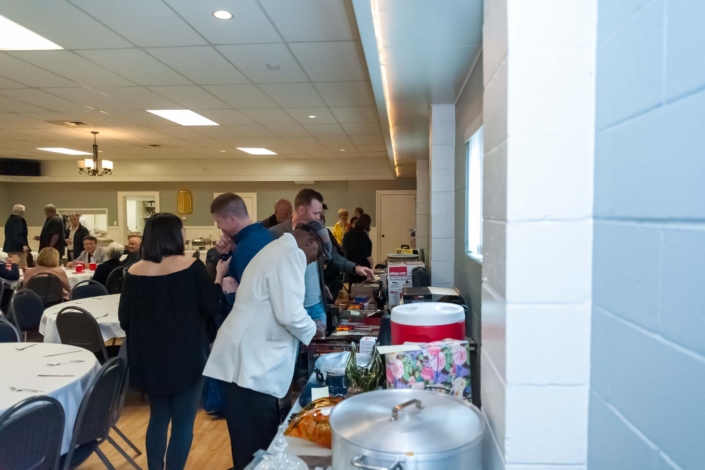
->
xmin=268 ymin=248 xmax=317 ymax=346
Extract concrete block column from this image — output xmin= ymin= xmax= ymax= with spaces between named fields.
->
xmin=416 ymin=159 xmax=429 ymax=254
xmin=429 ymin=104 xmax=455 ymax=287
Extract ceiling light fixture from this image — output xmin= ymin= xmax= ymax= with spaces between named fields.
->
xmin=220 ymin=150 xmax=226 ymax=153
xmin=147 ymin=110 xmax=219 ymax=126
xmin=77 ymin=132 xmax=113 ymax=177
xmin=213 ymin=10 xmax=233 ymax=20
xmin=0 ymin=15 xmax=63 ymax=51
xmin=37 ymin=147 xmax=91 ymax=156
xmin=236 ymin=148 xmax=277 ymax=155
xmin=370 ymin=0 xmax=399 ymax=176
xmin=340 ymin=149 xmax=346 ymax=152
xmin=308 ymin=115 xmax=317 ymax=119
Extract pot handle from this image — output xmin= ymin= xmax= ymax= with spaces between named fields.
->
xmin=390 ymin=398 xmax=424 ymax=421
xmin=351 ymin=455 xmax=404 ymax=470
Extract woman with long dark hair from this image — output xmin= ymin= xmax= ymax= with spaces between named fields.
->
xmin=342 ymin=213 xmax=374 ymax=284
xmin=119 ymin=213 xmax=224 ymax=470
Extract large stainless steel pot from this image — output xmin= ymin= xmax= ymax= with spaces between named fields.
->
xmin=329 ymin=390 xmax=484 ymax=469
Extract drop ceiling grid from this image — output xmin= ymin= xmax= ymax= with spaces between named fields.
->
xmin=0 ymin=0 xmax=385 ymax=160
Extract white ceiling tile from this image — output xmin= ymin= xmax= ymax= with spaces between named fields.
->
xmin=341 ymin=122 xmax=382 ymax=136
xmin=76 ymin=49 xmax=192 ymax=86
xmin=0 ymin=89 xmax=85 ymax=112
xmin=350 ymin=134 xmax=384 ymax=146
xmin=0 ymin=53 xmax=76 ymax=88
xmin=1 ymin=113 xmax=68 ymax=129
xmin=164 ymin=0 xmax=280 ymax=45
xmin=240 ymin=109 xmax=296 ymax=125
xmin=148 ymin=86 xmax=230 ymax=110
xmin=290 ymin=42 xmax=366 ymax=82
xmin=108 ymin=110 xmax=182 ymax=126
xmin=151 ymin=126 xmax=210 ymax=140
xmin=8 ymin=51 xmax=136 ymax=87
xmin=359 ymin=151 xmax=388 ymax=158
xmin=330 ymin=106 xmax=379 ymax=123
xmin=110 ymin=127 xmax=178 ymax=141
xmin=316 ymin=136 xmax=353 ymax=147
xmin=217 ymin=44 xmax=306 ymax=84
xmin=314 ymin=82 xmax=375 ymax=107
xmin=284 ymin=107 xmax=337 ymax=124
xmin=265 ymin=124 xmax=310 ymax=137
xmin=226 ymin=125 xmax=276 ymax=138
xmin=91 ymin=86 xmax=182 ymax=109
xmin=146 ymin=47 xmax=249 ymax=85
xmin=0 ymin=0 xmax=133 ymax=49
xmin=259 ymin=83 xmax=325 ymax=108
xmin=283 ymin=136 xmax=321 ymax=148
xmin=70 ymin=0 xmax=206 ymax=47
xmin=40 ymin=87 xmax=137 ymax=112
xmin=0 ymin=77 xmax=27 ymax=89
xmin=189 ymin=127 xmax=238 ymax=139
xmin=354 ymin=144 xmax=387 ymax=152
xmin=258 ymin=0 xmax=356 ymax=42
xmin=303 ymin=123 xmax=346 ymax=137
xmin=196 ymin=109 xmax=255 ymax=125
xmin=203 ymin=85 xmax=277 ymax=108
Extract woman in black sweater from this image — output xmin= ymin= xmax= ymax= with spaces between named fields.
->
xmin=342 ymin=213 xmax=374 ymax=284
xmin=119 ymin=213 xmax=224 ymax=470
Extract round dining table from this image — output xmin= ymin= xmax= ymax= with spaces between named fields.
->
xmin=0 ymin=343 xmax=101 ymax=455
xmin=41 ymin=294 xmax=123 ymax=344
xmin=4 ymin=266 xmax=94 ymax=291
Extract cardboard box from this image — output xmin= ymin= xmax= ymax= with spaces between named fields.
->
xmin=387 ymin=261 xmax=425 ymax=279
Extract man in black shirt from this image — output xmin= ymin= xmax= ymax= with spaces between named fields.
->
xmin=34 ymin=204 xmax=66 ymax=258
xmin=3 ymin=204 xmax=29 ymax=267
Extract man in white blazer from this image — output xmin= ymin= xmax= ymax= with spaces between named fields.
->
xmin=203 ymin=221 xmax=328 ymax=470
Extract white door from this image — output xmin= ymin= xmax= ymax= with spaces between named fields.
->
xmin=377 ymin=191 xmax=417 ymax=261
xmin=213 ymin=192 xmax=257 ymax=238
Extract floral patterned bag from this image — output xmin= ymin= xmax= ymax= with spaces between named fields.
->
xmin=384 ymin=339 xmax=472 ymax=401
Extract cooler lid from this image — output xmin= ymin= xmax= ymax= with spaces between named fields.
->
xmin=391 ymin=302 xmax=465 ymax=326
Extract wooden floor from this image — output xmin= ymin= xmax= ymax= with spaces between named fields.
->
xmin=77 ymin=390 xmax=233 ymax=470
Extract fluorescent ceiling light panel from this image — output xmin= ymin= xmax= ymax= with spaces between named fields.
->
xmin=147 ymin=110 xmax=219 ymax=126
xmin=38 ymin=148 xmax=91 ymax=155
xmin=236 ymin=148 xmax=277 ymax=155
xmin=0 ymin=15 xmax=63 ymax=50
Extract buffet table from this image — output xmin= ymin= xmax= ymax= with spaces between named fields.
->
xmin=0 ymin=343 xmax=101 ymax=454
xmin=40 ymin=294 xmax=123 ymax=343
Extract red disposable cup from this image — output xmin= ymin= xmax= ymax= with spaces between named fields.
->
xmin=75 ymin=264 xmax=84 ymax=273
xmin=5 ymin=264 xmax=11 ymax=270
xmin=89 ymin=262 xmax=97 ymax=271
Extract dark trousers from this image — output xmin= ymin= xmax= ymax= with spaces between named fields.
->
xmin=146 ymin=378 xmax=204 ymax=470
xmin=222 ymin=381 xmax=280 ymax=470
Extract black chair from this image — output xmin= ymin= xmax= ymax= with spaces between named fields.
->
xmin=69 ymin=280 xmax=108 ymax=300
xmin=0 ymin=317 xmax=20 ymax=342
xmin=60 ymin=357 xmax=126 ymax=470
xmin=9 ymin=288 xmax=45 ymax=341
xmin=0 ymin=395 xmax=65 ymax=470
xmin=25 ymin=272 xmax=64 ymax=307
xmin=55 ymin=306 xmax=108 ymax=363
xmin=105 ymin=267 xmax=126 ymax=295
xmin=105 ymin=339 xmax=142 ymax=469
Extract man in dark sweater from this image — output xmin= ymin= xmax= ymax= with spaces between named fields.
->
xmin=34 ymin=204 xmax=66 ymax=258
xmin=260 ymin=199 xmax=292 ymax=229
xmin=3 ymin=204 xmax=29 ymax=268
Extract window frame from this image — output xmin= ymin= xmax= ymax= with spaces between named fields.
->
xmin=465 ymin=127 xmax=484 ymax=261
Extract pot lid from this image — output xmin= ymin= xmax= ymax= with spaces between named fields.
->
xmin=329 ymin=390 xmax=484 ymax=454
xmin=391 ymin=302 xmax=465 ymax=326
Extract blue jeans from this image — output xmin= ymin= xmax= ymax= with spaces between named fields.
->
xmin=305 ymin=301 xmax=327 ymax=325
xmin=146 ymin=378 xmax=204 ymax=470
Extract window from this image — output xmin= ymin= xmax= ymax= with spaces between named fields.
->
xmin=466 ymin=127 xmax=483 ymax=258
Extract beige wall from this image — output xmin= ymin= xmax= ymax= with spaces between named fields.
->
xmin=0 ymin=179 xmax=415 ymax=227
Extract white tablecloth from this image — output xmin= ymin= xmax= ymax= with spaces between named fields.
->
xmin=0 ymin=343 xmax=101 ymax=454
xmin=40 ymin=295 xmax=123 ymax=344
xmin=6 ymin=267 xmax=94 ymax=290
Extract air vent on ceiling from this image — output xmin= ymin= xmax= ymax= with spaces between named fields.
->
xmin=148 ymin=144 xmax=161 ymax=148
xmin=47 ymin=120 xmax=93 ymax=128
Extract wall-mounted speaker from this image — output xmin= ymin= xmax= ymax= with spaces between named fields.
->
xmin=0 ymin=158 xmax=41 ymax=176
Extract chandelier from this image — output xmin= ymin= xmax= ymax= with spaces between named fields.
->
xmin=77 ymin=131 xmax=113 ymax=176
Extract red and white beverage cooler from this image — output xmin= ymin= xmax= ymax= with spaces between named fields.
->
xmin=391 ymin=302 xmax=466 ymax=344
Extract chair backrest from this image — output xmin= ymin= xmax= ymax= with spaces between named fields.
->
xmin=0 ymin=317 xmax=20 ymax=343
xmin=55 ymin=306 xmax=108 ymax=363
xmin=0 ymin=395 xmax=65 ymax=470
xmin=105 ymin=267 xmax=126 ymax=295
xmin=9 ymin=289 xmax=45 ymax=333
xmin=112 ymin=339 xmax=130 ymax=426
xmin=25 ymin=272 xmax=63 ymax=307
xmin=69 ymin=358 xmax=125 ymax=449
xmin=69 ymin=280 xmax=108 ymax=300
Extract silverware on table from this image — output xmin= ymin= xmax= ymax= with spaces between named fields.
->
xmin=43 ymin=350 xmax=82 ymax=358
xmin=93 ymin=313 xmax=109 ymax=319
xmin=15 ymin=344 xmax=37 ymax=351
xmin=10 ymin=386 xmax=43 ymax=393
xmin=46 ymin=360 xmax=85 ymax=367
xmin=38 ymin=375 xmax=75 ymax=377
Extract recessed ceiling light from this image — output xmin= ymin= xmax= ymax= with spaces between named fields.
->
xmin=0 ymin=15 xmax=63 ymax=51
xmin=266 ymin=63 xmax=281 ymax=71
xmin=213 ymin=10 xmax=233 ymax=20
xmin=37 ymin=148 xmax=91 ymax=156
xmin=147 ymin=110 xmax=219 ymax=126
xmin=340 ymin=149 xmax=346 ymax=152
xmin=308 ymin=115 xmax=317 ymax=119
xmin=220 ymin=150 xmax=226 ymax=153
xmin=236 ymin=148 xmax=277 ymax=155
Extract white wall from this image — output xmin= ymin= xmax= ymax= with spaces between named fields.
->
xmin=481 ymin=0 xmax=596 ymax=468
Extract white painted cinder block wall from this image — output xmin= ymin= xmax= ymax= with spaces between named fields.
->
xmin=416 ymin=159 xmax=429 ymax=255
xmin=481 ymin=0 xmax=596 ymax=468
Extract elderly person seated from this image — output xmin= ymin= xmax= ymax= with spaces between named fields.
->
xmin=23 ymin=247 xmax=71 ymax=300
xmin=66 ymin=236 xmax=107 ymax=268
xmin=122 ymin=235 xmax=142 ymax=269
xmin=92 ymin=242 xmax=124 ymax=286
